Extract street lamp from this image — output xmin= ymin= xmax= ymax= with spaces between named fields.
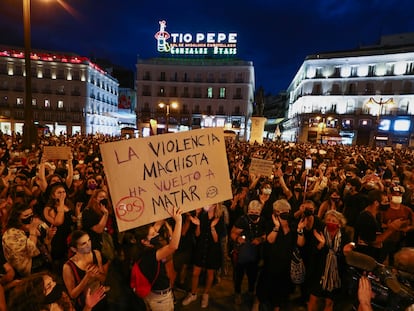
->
xmin=366 ymin=97 xmax=394 ymax=147
xmin=22 ymin=0 xmax=37 ymax=148
xmin=367 ymin=97 xmax=394 ymax=122
xmin=159 ymin=101 xmax=178 ymax=133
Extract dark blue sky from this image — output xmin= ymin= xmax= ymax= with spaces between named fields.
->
xmin=1 ymin=0 xmax=414 ymax=93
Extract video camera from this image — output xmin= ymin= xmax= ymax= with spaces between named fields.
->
xmin=345 ymin=251 xmax=414 ymax=310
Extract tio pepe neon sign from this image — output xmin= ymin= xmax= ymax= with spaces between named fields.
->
xmin=155 ymin=20 xmax=237 ymax=56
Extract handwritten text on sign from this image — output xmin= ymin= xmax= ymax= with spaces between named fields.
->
xmin=249 ymin=158 xmax=274 ymax=177
xmin=100 ymin=128 xmax=232 ymax=232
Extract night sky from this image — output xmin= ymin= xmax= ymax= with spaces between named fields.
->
xmin=1 ymin=0 xmax=414 ymax=93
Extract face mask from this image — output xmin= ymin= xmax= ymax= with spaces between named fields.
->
xmin=392 ymin=180 xmax=400 ymax=185
xmin=78 ymin=160 xmax=84 ymax=165
xmin=279 ymin=212 xmax=289 ymax=220
xmin=303 ymin=209 xmax=314 ymax=217
xmin=294 ymin=187 xmax=302 ymax=192
xmin=77 ymin=245 xmax=91 ymax=255
xmin=331 ymin=198 xmax=340 ymax=202
xmin=248 ymin=214 xmax=260 ymax=222
xmin=149 ymin=235 xmax=161 ymax=247
xmin=88 ymin=183 xmax=97 ymax=190
xmin=21 ymin=214 xmax=34 ymax=225
xmin=73 ymin=174 xmax=80 ymax=180
xmin=344 ymin=185 xmax=351 ymax=191
xmin=391 ymin=196 xmax=402 ymax=204
xmin=44 ymin=283 xmax=64 ymax=304
xmin=326 ymin=222 xmax=339 ymax=233
xmin=100 ymin=198 xmax=108 ymax=206
xmin=379 ymin=203 xmax=390 ymax=211
xmin=262 ymin=188 xmax=272 ymax=195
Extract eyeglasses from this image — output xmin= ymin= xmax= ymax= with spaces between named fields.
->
xmin=21 ymin=214 xmax=34 ymax=225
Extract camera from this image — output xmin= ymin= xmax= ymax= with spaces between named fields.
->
xmin=303 ymin=209 xmax=314 ymax=217
xmin=346 ymin=252 xmax=414 ymax=310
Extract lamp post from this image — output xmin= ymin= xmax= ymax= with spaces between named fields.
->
xmin=22 ymin=0 xmax=37 ymax=148
xmin=159 ymin=101 xmax=178 ymax=133
xmin=367 ymin=97 xmax=394 ymax=147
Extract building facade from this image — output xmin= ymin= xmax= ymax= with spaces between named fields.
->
xmin=0 ymin=46 xmax=120 ymax=136
xmin=135 ymin=57 xmax=255 ymax=139
xmin=284 ymin=33 xmax=414 ymax=147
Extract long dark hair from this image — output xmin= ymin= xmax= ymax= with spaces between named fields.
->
xmin=7 ymin=271 xmax=72 ymax=311
xmin=4 ymin=202 xmax=31 ymax=231
xmin=45 ymin=183 xmax=74 ymax=213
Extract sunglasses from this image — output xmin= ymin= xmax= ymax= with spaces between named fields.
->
xmin=21 ymin=214 xmax=34 ymax=225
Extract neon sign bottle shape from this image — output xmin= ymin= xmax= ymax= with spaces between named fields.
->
xmin=154 ymin=20 xmax=170 ymax=52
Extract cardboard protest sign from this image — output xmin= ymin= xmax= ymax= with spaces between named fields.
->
xmin=249 ymin=158 xmax=273 ymax=177
xmin=100 ymin=128 xmax=233 ymax=232
xmin=43 ymin=146 xmax=71 ymax=160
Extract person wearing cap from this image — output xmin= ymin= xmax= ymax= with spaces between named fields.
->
xmin=381 ymin=186 xmax=414 ymax=265
xmin=255 ymin=199 xmax=306 ymax=311
xmin=230 ymin=200 xmax=266 ymax=306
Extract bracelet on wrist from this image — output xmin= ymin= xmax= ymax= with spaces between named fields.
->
xmin=297 ymin=228 xmax=304 ymax=235
xmin=272 ymin=227 xmax=279 ymax=232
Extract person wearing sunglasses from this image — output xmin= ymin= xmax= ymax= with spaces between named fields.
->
xmin=2 ymin=202 xmax=56 ymax=277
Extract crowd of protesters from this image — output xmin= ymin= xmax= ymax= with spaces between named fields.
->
xmin=0 ymin=131 xmax=413 ymax=310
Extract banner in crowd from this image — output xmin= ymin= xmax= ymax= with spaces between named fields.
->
xmin=249 ymin=158 xmax=273 ymax=177
xmin=100 ymin=128 xmax=233 ymax=232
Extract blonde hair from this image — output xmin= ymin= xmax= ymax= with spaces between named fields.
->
xmin=324 ymin=209 xmax=347 ymax=227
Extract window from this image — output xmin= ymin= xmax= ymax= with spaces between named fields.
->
xmin=159 ymin=87 xmax=165 ymax=96
xmin=17 ymin=98 xmax=23 ymax=105
xmin=44 ymin=99 xmax=50 ymax=108
xmin=57 ymin=85 xmax=65 ymax=95
xmin=44 ymin=68 xmax=51 ymax=78
xmin=73 ymin=70 xmax=80 ymax=80
xmin=207 ymin=87 xmax=213 ymax=98
xmin=58 ymin=100 xmax=64 ymax=109
xmin=32 ymin=99 xmax=37 ymax=106
xmin=15 ymin=65 xmax=23 ymax=75
xmin=219 ymin=87 xmax=226 ymax=98
xmin=160 ymin=72 xmax=166 ymax=81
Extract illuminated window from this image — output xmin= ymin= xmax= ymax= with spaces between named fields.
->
xmin=207 ymin=87 xmax=213 ymax=98
xmin=219 ymin=87 xmax=226 ymax=98
xmin=45 ymin=99 xmax=50 ymax=108
xmin=32 ymin=99 xmax=36 ymax=106
xmin=58 ymin=100 xmax=64 ymax=109
xmin=16 ymin=98 xmax=23 ymax=105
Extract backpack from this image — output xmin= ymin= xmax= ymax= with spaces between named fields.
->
xmin=130 ymin=259 xmax=160 ymax=298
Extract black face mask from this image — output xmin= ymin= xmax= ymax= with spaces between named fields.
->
xmin=248 ymin=214 xmax=260 ymax=222
xmin=279 ymin=212 xmax=290 ymax=220
xmin=100 ymin=198 xmax=108 ymax=206
xmin=149 ymin=235 xmax=161 ymax=247
xmin=379 ymin=203 xmax=390 ymax=211
xmin=21 ymin=215 xmax=34 ymax=225
xmin=44 ymin=283 xmax=64 ymax=304
xmin=294 ymin=188 xmax=302 ymax=192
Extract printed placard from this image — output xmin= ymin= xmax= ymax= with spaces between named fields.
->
xmin=249 ymin=158 xmax=273 ymax=177
xmin=100 ymin=128 xmax=233 ymax=232
xmin=43 ymin=146 xmax=71 ymax=160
